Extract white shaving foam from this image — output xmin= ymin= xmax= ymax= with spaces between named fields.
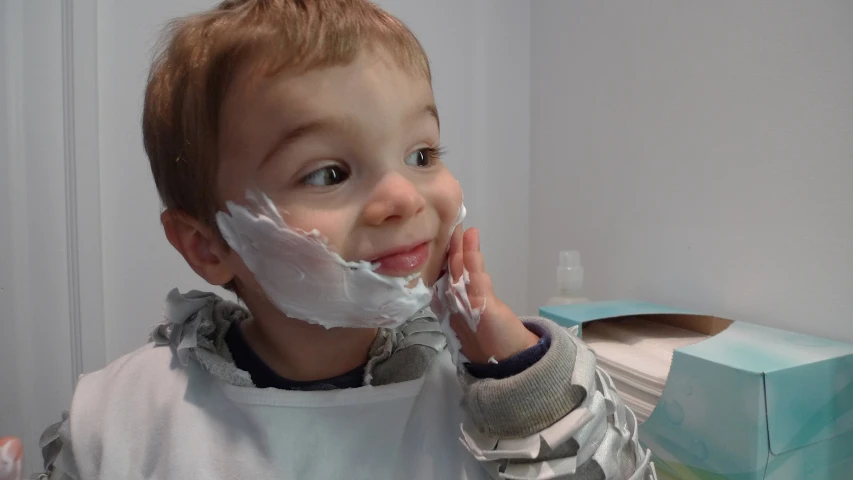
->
xmin=430 ymin=202 xmax=488 ymax=365
xmin=442 ymin=202 xmax=484 ymax=331
xmin=216 ymin=190 xmax=433 ymax=329
xmin=451 ymin=269 xmax=485 ymax=331
xmin=432 ymin=268 xmax=484 ymax=366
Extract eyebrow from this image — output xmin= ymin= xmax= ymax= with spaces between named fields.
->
xmin=260 ymin=118 xmax=345 ymax=166
xmin=422 ymin=103 xmax=440 ymax=130
xmin=260 ymin=103 xmax=441 ymax=166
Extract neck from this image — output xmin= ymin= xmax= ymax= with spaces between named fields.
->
xmin=240 ymin=295 xmax=378 ymax=382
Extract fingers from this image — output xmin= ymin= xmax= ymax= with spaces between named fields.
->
xmin=462 ymin=228 xmax=484 ymax=274
xmin=449 ymin=225 xmax=464 ymax=282
xmin=448 ymin=227 xmax=492 ymax=311
xmin=461 ymin=229 xmax=490 ymax=311
xmin=466 ymin=271 xmax=492 ymax=311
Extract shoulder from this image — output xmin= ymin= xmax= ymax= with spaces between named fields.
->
xmin=75 ymin=342 xmax=182 ymax=398
xmin=72 ymin=341 xmax=207 ymax=415
xmin=59 ymin=343 xmax=200 ymax=478
xmin=69 ymin=343 xmax=197 ymax=441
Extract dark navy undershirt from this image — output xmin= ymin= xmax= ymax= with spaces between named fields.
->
xmin=224 ymin=322 xmax=550 ymax=390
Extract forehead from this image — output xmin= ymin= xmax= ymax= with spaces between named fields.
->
xmin=220 ymin=49 xmax=436 ymax=142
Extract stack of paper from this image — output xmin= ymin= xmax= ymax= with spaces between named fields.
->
xmin=583 ymin=318 xmax=708 ymax=424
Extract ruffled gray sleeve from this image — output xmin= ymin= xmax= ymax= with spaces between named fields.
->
xmin=150 ymin=288 xmax=254 ymax=387
xmin=31 ymin=289 xmax=253 ymax=480
xmin=31 ymin=411 xmax=79 ymax=480
xmin=457 ymin=317 xmax=658 ymax=480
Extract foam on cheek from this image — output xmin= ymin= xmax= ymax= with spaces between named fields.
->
xmin=449 ymin=202 xmax=466 ymax=242
xmin=216 ymin=190 xmax=433 ymax=329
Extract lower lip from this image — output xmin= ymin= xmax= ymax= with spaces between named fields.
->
xmin=373 ymin=242 xmax=430 ymax=276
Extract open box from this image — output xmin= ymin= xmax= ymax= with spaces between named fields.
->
xmin=539 ymin=301 xmax=853 ymax=480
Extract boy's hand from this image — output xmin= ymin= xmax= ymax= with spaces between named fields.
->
xmin=0 ymin=437 xmax=23 ymax=480
xmin=446 ymin=226 xmax=539 ymax=364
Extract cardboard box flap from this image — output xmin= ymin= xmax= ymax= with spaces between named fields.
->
xmin=539 ymin=301 xmax=695 ymax=330
xmin=540 ymin=300 xmax=695 ymax=321
xmin=540 ymin=301 xmax=732 ymax=339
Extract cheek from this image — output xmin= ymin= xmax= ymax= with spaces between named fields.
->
xmin=225 ymin=249 xmax=262 ymax=292
xmin=421 ymin=172 xmax=463 ymax=286
xmin=223 ymin=209 xmax=355 ymax=292
xmin=431 ymin=172 xmax=464 ymax=230
xmin=277 ymin=207 xmax=361 ymax=260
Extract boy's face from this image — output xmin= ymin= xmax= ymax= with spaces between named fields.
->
xmin=215 ymin=48 xmax=462 ymax=292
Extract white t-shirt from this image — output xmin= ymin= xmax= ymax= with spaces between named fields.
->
xmin=67 ymin=342 xmax=490 ymax=480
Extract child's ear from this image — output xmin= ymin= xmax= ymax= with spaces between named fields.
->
xmin=161 ymin=209 xmax=235 ymax=286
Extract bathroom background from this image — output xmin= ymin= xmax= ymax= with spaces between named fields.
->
xmin=1 ymin=0 xmax=851 ymax=475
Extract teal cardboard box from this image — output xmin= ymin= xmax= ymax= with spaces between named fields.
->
xmin=539 ymin=301 xmax=853 ymax=480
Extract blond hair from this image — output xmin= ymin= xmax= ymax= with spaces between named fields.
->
xmin=142 ymin=0 xmax=431 ymax=231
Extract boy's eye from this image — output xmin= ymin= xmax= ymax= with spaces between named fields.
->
xmin=404 ymin=147 xmax=440 ymax=168
xmin=302 ymin=165 xmax=350 ymax=186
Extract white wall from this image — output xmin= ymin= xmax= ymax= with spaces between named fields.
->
xmin=0 ymin=0 xmax=21 ymax=454
xmin=1 ymin=1 xmax=84 ymax=474
xmin=530 ymin=1 xmax=853 ymax=341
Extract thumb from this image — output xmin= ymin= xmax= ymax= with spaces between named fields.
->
xmin=0 ymin=437 xmax=23 ymax=480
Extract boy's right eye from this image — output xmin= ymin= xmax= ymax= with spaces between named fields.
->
xmin=301 ymin=165 xmax=350 ymax=186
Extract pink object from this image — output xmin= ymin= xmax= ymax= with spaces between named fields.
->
xmin=372 ymin=242 xmax=430 ymax=275
xmin=0 ymin=437 xmax=22 ymax=480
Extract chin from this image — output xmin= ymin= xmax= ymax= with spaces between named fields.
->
xmin=419 ymin=262 xmax=444 ymax=288
xmin=409 ymin=239 xmax=448 ymax=288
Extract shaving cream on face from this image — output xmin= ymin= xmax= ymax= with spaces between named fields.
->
xmin=216 ymin=190 xmax=433 ymax=329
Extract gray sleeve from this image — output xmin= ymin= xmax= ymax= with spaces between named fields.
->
xmin=30 ymin=412 xmax=79 ymax=480
xmin=457 ymin=317 xmax=659 ymax=480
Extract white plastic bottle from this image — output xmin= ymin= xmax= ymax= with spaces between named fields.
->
xmin=545 ymin=250 xmax=590 ymax=305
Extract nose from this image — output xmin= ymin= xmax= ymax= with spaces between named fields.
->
xmin=361 ymin=172 xmax=426 ymax=226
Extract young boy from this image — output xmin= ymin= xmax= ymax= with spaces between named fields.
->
xmin=35 ymin=1 xmax=656 ymax=479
